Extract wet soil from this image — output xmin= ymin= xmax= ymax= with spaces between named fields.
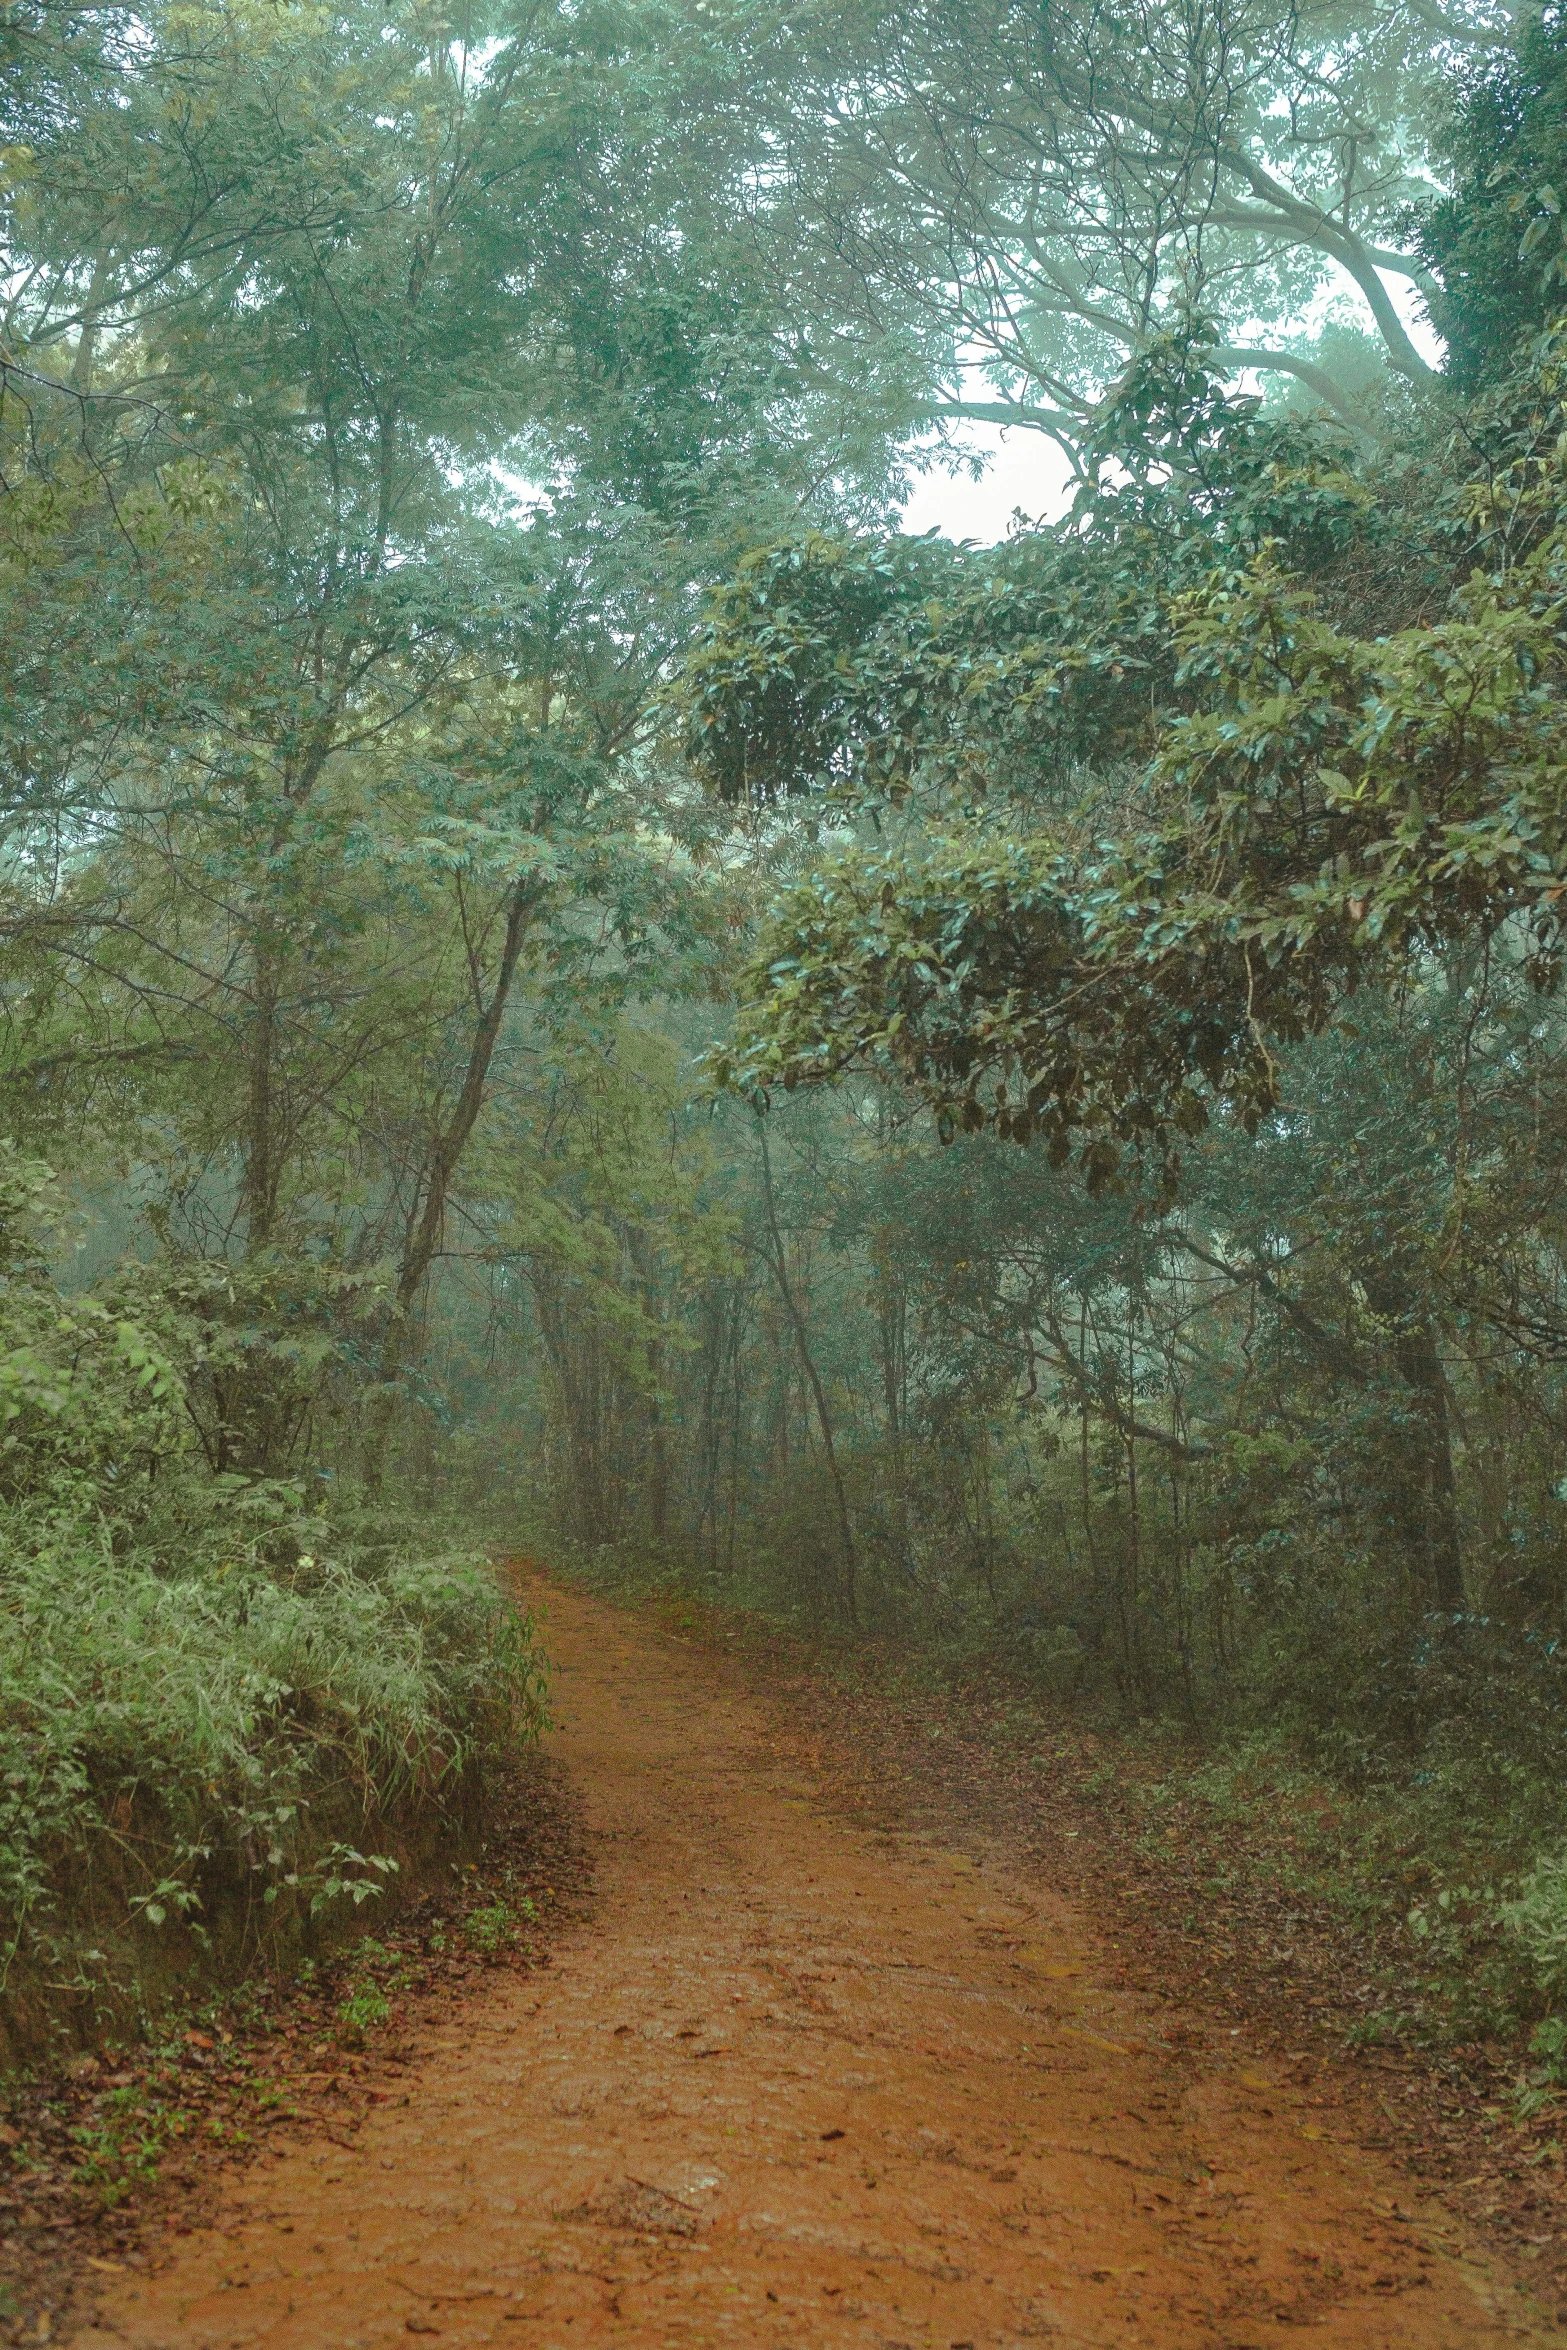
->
xmin=86 ymin=1574 xmax=1555 ymax=2349
xmin=0 ymin=1742 xmax=589 ymax=2346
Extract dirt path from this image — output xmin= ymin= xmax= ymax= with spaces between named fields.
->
xmin=91 ymin=1577 xmax=1552 ymax=2350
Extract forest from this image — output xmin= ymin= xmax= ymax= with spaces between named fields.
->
xmin=7 ymin=0 xmax=1567 ymax=2090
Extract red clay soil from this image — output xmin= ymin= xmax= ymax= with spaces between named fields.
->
xmin=85 ymin=1573 xmax=1555 ymax=2350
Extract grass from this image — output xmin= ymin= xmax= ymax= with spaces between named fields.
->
xmin=0 ymin=1154 xmax=552 ymax=2059
xmin=1 ymin=1509 xmax=548 ymax=2051
xmin=465 ymin=1896 xmax=539 ymax=1956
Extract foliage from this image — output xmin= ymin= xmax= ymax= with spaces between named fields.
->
xmin=0 ymin=1155 xmax=545 ymax=2030
xmin=1423 ymin=1 xmax=1567 ymax=393
xmin=0 ymin=1143 xmax=183 ymax=1500
xmin=1503 ymin=1853 xmax=1567 ymax=2003
xmin=718 ymin=0 xmax=1462 ymax=441
xmin=696 ymin=328 xmax=1567 ymax=1195
xmin=677 ymin=332 xmax=1380 ymax=812
xmin=0 ymin=1492 xmax=542 ymax=2008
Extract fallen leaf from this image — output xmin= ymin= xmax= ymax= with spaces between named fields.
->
xmin=185 ymin=2031 xmax=214 ymax=2051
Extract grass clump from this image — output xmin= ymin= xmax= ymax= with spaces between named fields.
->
xmin=464 ymin=1895 xmax=539 ymax=1957
xmin=0 ymin=1147 xmax=548 ymax=2054
xmin=1 ymin=1526 xmax=543 ymax=2026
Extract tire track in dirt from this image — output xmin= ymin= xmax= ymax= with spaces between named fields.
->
xmin=88 ymin=1574 xmax=1553 ymax=2348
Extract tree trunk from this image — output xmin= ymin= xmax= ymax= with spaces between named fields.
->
xmin=242 ymin=941 xmax=280 ymax=1250
xmin=364 ymin=877 xmax=539 ymax=1487
xmin=646 ymin=1339 xmax=669 ymax=1543
xmin=1392 ymin=1319 xmax=1466 ymax=1613
xmin=1366 ymin=1274 xmax=1465 ymax=1613
xmin=756 ymin=1116 xmax=859 ymax=1627
xmin=876 ymin=1260 xmax=913 ymax=1583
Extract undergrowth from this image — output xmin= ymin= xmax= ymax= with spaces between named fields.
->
xmin=0 ymin=1148 xmax=549 ymax=2055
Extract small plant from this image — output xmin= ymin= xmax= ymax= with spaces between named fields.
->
xmin=1343 ymin=2007 xmax=1410 ymax=2049
xmin=1516 ymin=2015 xmax=1567 ymax=2118
xmin=69 ymin=2085 xmax=194 ymax=2207
xmin=1503 ymin=1849 xmax=1567 ymax=1999
xmin=335 ymin=1978 xmax=393 ymax=2049
xmin=130 ymin=1873 xmax=207 ymax=1931
xmin=304 ymin=1847 xmax=400 ymax=1918
xmin=465 ymin=1895 xmax=539 ymax=1956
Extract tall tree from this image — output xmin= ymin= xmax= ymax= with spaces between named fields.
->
xmin=712 ymin=0 xmax=1502 ymax=448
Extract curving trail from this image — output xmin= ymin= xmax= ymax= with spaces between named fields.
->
xmin=93 ymin=1575 xmax=1548 ymax=2349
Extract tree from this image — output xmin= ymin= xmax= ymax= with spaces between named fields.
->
xmin=1421 ymin=0 xmax=1567 ymax=391
xmin=718 ymin=0 xmax=1506 ymax=451
xmin=0 ymin=0 xmax=917 ymax=1472
xmin=687 ymin=328 xmax=1567 ymax=1195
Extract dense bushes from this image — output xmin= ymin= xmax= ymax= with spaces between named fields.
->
xmin=0 ymin=1525 xmax=542 ymax=2041
xmin=0 ymin=1151 xmax=544 ymax=2054
xmin=1422 ymin=0 xmax=1567 ymax=391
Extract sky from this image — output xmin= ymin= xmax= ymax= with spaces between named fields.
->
xmin=900 ymin=424 xmax=1077 ymax=543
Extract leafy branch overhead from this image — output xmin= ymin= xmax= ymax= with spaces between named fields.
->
xmin=688 ymin=327 xmax=1567 ymax=1190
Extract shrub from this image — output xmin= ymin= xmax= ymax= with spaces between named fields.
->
xmin=0 ymin=1150 xmax=547 ymax=2049
xmin=1503 ymin=1850 xmax=1567 ymax=2002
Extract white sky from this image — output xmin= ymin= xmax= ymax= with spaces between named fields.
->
xmin=900 ymin=427 xmax=1077 ymax=543
xmin=898 ymin=272 xmax=1445 ymax=546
